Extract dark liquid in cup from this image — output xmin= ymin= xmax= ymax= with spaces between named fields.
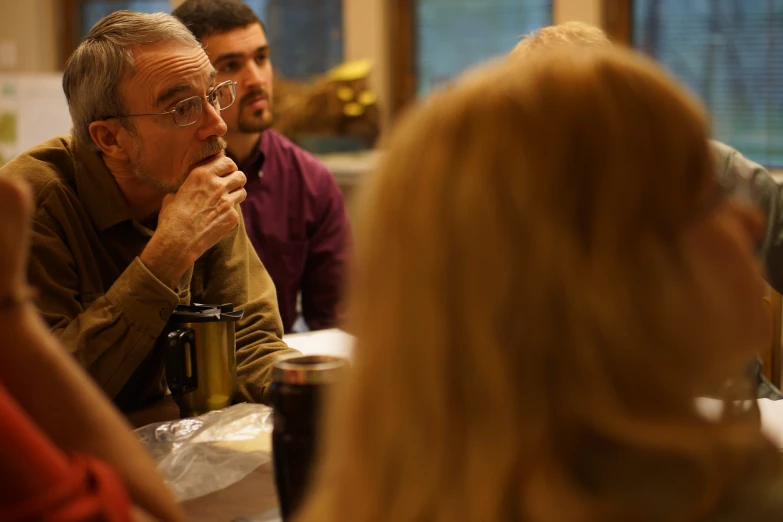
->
xmin=270 ymin=355 xmax=346 ymax=522
xmin=271 ymin=381 xmax=321 ymax=521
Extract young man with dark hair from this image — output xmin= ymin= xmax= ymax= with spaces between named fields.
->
xmin=174 ymin=0 xmax=351 ymax=334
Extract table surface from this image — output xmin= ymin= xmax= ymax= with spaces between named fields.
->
xmin=127 ymin=330 xmax=783 ymax=520
xmin=181 ymin=463 xmax=279 ymax=522
xmin=127 ymin=397 xmax=280 ymax=521
xmin=125 ymin=329 xmax=351 ymax=520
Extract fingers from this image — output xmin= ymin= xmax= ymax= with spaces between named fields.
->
xmin=0 ymin=179 xmax=33 ymax=298
xmin=130 ymin=506 xmax=161 ymax=522
xmin=222 ymin=170 xmax=247 ymax=193
xmin=177 ymin=156 xmax=245 ymax=211
xmin=0 ymin=178 xmax=33 ymax=222
xmin=229 ymin=187 xmax=247 ymax=206
xmin=160 ymin=193 xmax=177 ymax=209
xmin=216 ymin=156 xmax=238 ymax=177
xmin=185 ymin=156 xmax=244 ymax=194
xmin=197 ymin=154 xmax=237 ymax=178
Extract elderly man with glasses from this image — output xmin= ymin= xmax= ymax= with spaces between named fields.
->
xmin=0 ymin=10 xmax=298 ymax=412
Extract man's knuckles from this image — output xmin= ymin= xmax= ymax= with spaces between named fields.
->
xmin=234 ymin=188 xmax=247 ymax=204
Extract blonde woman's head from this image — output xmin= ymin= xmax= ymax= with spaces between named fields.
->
xmin=509 ymin=21 xmax=611 ymax=63
xmin=300 ymin=47 xmax=771 ymax=522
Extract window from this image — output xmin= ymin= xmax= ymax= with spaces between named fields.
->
xmin=80 ymin=1 xmax=169 ymax=35
xmin=69 ymin=0 xmax=343 ymax=82
xmin=633 ymin=0 xmax=783 ymax=167
xmin=245 ymin=0 xmax=343 ymax=81
xmin=415 ymin=0 xmax=552 ymax=95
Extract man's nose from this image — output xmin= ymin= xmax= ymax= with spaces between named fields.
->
xmin=197 ymin=99 xmax=228 ymax=139
xmin=243 ymin=61 xmax=266 ymax=89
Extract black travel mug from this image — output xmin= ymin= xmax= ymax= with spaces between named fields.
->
xmin=270 ymin=354 xmax=347 ymax=521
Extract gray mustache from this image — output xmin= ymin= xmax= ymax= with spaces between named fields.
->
xmin=192 ymin=137 xmax=227 ymax=165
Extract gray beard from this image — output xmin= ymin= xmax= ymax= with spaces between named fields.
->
xmin=132 ymin=150 xmax=179 ymax=194
xmin=128 ymin=136 xmax=225 ymax=194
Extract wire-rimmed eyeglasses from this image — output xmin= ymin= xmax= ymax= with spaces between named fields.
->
xmin=106 ymin=80 xmax=237 ymax=127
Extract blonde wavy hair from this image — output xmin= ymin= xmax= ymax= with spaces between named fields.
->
xmin=509 ymin=21 xmax=611 ymax=63
xmin=297 ymin=47 xmax=777 ymax=522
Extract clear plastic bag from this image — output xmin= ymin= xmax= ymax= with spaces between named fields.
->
xmin=135 ymin=403 xmax=274 ymax=501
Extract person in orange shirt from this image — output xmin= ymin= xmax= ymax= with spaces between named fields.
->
xmin=0 ymin=177 xmax=184 ymax=522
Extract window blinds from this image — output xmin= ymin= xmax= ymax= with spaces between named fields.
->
xmin=415 ymin=0 xmax=552 ymax=96
xmin=80 ymin=0 xmax=343 ymax=81
xmin=634 ymin=0 xmax=783 ymax=167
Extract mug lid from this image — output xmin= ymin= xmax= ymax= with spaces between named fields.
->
xmin=272 ymin=354 xmax=348 ymax=385
xmin=172 ymin=303 xmax=244 ymax=322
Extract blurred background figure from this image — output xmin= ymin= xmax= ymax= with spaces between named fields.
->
xmin=297 ymin=47 xmax=783 ymax=522
xmin=509 ymin=21 xmax=783 ymax=400
xmin=0 ymin=177 xmax=184 ymax=522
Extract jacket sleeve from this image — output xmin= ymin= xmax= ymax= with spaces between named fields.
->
xmin=712 ymin=140 xmax=783 ymax=293
xmin=200 ymin=206 xmax=300 ymax=404
xmin=28 ymin=209 xmax=179 ymax=398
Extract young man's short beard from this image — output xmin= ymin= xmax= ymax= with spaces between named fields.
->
xmin=238 ymin=109 xmax=274 ymax=134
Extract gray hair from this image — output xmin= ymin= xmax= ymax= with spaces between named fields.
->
xmin=62 ymin=11 xmax=201 ymax=150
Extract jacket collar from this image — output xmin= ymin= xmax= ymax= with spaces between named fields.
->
xmin=71 ymin=138 xmax=134 ymax=232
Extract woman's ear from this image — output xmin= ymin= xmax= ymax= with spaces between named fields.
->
xmin=88 ymin=120 xmax=130 ymax=161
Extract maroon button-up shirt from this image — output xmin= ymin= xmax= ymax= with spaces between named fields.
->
xmin=232 ymin=130 xmax=351 ymax=333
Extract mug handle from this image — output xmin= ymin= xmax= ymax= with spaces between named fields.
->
xmin=164 ymin=328 xmax=198 ymax=394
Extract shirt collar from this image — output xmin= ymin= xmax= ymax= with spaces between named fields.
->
xmin=229 ymin=134 xmax=266 ymax=178
xmin=71 ymin=139 xmax=134 ymax=232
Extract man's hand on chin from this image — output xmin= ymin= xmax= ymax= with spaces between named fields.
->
xmin=139 ymin=154 xmax=247 ymax=288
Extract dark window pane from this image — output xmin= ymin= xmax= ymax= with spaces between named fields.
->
xmin=633 ymin=0 xmax=783 ymax=167
xmin=81 ymin=1 xmax=170 ymax=36
xmin=415 ymin=0 xmax=552 ymax=95
xmin=79 ymin=0 xmax=343 ymax=81
xmin=247 ymin=0 xmax=343 ymax=80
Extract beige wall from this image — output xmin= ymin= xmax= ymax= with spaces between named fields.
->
xmin=554 ymin=0 xmax=602 ymax=26
xmin=0 ymin=0 xmax=58 ymax=72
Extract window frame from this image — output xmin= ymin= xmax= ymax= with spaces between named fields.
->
xmin=58 ymin=0 xmax=174 ymax=68
xmin=388 ymin=0 xmax=560 ymax=118
xmin=388 ymin=0 xmax=417 ymax=117
xmin=602 ymin=0 xmax=632 ymax=44
xmin=59 ymin=0 xmax=81 ymax=69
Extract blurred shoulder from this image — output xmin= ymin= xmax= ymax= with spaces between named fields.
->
xmin=0 ymin=136 xmax=76 ymax=200
xmin=709 ymin=139 xmax=767 ymax=183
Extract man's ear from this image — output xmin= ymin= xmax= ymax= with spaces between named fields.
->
xmin=88 ymin=120 xmax=130 ymax=161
